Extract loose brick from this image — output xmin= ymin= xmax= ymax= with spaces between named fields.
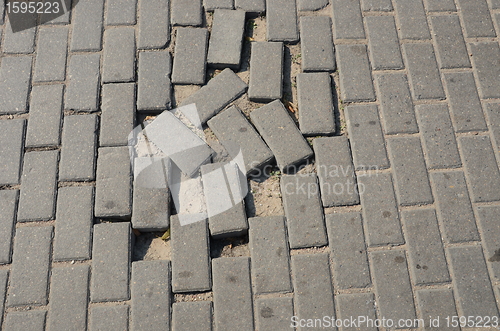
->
xmin=470 ymin=42 xmax=500 ymax=99
xmin=100 ymin=83 xmax=135 ymax=147
xmin=0 ymin=190 xmax=17 ymax=264
xmin=172 ymin=302 xmax=212 ymax=331
xmin=255 ymin=298 xmax=294 ymax=330
xmin=102 ymin=27 xmax=136 ymax=83
xmin=65 ymin=54 xmax=101 ymax=112
xmin=251 ymin=100 xmax=313 ymax=172
xmin=297 ymin=0 xmax=327 ymax=11
xmin=137 ymin=50 xmax=172 ymax=111
xmin=0 ymin=119 xmax=25 ymax=185
xmin=266 ymin=0 xmax=298 ymax=42
xmin=394 ymin=0 xmax=431 ymax=40
xmin=212 ymin=257 xmax=254 ymax=331
xmin=171 ymin=0 xmax=203 ymax=26
xmin=365 ymin=16 xmax=404 ymax=70
xmin=416 ymin=289 xmax=459 ymax=331
xmin=7 ymin=226 xmax=52 ymax=306
xmin=205 ymin=0 xmax=234 ymax=10
xmin=360 ymin=0 xmax=393 ymax=11
xmin=137 ymin=0 xmax=170 ymax=49
xmin=300 ymin=17 xmax=336 ymax=71
xmin=70 ymin=0 xmax=104 ymax=51
xmin=430 ymin=15 xmax=470 ymax=69
xmin=2 ymin=16 xmax=36 ymax=53
xmin=336 ymin=44 xmax=375 ymax=102
xmin=172 ymin=28 xmax=208 ymax=84
xmin=34 ymin=27 xmax=68 ymax=82
xmin=424 ymin=0 xmax=456 ymax=11
xmin=91 ymin=222 xmax=131 ymax=302
xmin=336 ymin=293 xmax=377 ymax=331
xmin=326 ymin=212 xmax=371 ymax=289
xmin=313 ymin=136 xmax=359 ymax=206
xmin=18 ymin=151 xmax=58 ymax=222
xmin=90 ymin=306 xmax=129 ymax=331
xmin=331 ymin=0 xmax=365 ymax=39
xmin=248 ymin=42 xmax=283 ymax=101
xmin=131 ymin=260 xmax=171 ymax=330
xmin=476 ymin=206 xmax=500 ymax=281
xmin=0 ymin=270 xmax=6 ymax=325
xmin=105 ymin=0 xmax=136 ymax=25
xmin=456 ymin=0 xmax=496 ymax=37
xmin=280 ymin=174 xmax=328 ymax=248
xmin=4 ymin=311 xmax=47 ymax=331
xmin=235 ymin=0 xmax=265 ymax=12
xmin=0 ymin=56 xmax=32 ymax=114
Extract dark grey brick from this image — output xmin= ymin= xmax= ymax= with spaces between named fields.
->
xmin=0 ymin=190 xmax=17 ymax=264
xmin=70 ymin=0 xmax=104 ymax=51
xmin=313 ymin=136 xmax=359 ymax=206
xmin=424 ymin=0 xmax=456 ymax=11
xmin=90 ymin=305 xmax=129 ymax=331
xmin=416 ymin=289 xmax=459 ymax=331
xmin=33 ymin=27 xmax=68 ymax=82
xmin=336 ymin=293 xmax=377 ymax=331
xmin=172 ymin=28 xmax=208 ymax=84
xmin=105 ymin=0 xmax=137 ymax=25
xmin=447 ymin=245 xmax=499 ymax=317
xmin=0 ymin=56 xmax=32 ymax=114
xmin=0 ymin=119 xmax=25 ymax=185
xmin=300 ymin=16 xmax=336 ymax=71
xmin=235 ymin=0 xmax=265 ymax=12
xmin=248 ymin=42 xmax=283 ymax=102
xmin=336 ymin=44 xmax=375 ymax=102
xmin=18 ymin=151 xmax=58 ymax=222
xmin=2 ymin=16 xmax=36 ymax=53
xmin=266 ymin=0 xmax=298 ymax=42
xmin=456 ymin=0 xmax=496 ymax=37
xmin=100 ymin=83 xmax=135 ymax=147
xmin=205 ymin=0 xmax=233 ymax=10
xmin=251 ymin=100 xmax=313 ymax=172
xmin=172 ymin=302 xmax=212 ymax=331
xmin=212 ymin=257 xmax=254 ymax=331
xmin=131 ymin=260 xmax=171 ymax=330
xmin=102 ymin=27 xmax=136 ymax=83
xmin=255 ymin=298 xmax=293 ymax=330
xmin=470 ymin=42 xmax=500 ymax=99
xmin=91 ymin=222 xmax=131 ymax=302
xmin=402 ymin=43 xmax=445 ymax=100
xmin=4 ymin=311 xmax=47 ymax=331
xmin=137 ymin=0 xmax=170 ymax=49
xmin=365 ymin=16 xmax=404 ymax=70
xmin=360 ymin=0 xmax=393 ymax=11
xmin=137 ymin=50 xmax=172 ymax=111
xmin=65 ymin=54 xmax=101 ymax=112
xmin=0 ymin=270 xmax=6 ymax=325
xmin=430 ymin=15 xmax=470 ymax=69
xmin=7 ymin=226 xmax=52 ymax=306
xmin=326 ymin=212 xmax=371 ymax=289
xmin=171 ymin=0 xmax=203 ymax=26
xmin=280 ymin=174 xmax=328 ymax=248
xmin=297 ymin=73 xmax=335 ymax=135
xmin=394 ymin=0 xmax=431 ymax=39
xmin=476 ymin=206 xmax=500 ymax=281
xmin=331 ymin=0 xmax=365 ymax=39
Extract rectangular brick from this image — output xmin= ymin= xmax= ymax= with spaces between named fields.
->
xmin=235 ymin=0 xmax=265 ymax=12
xmin=171 ymin=0 xmax=203 ymax=26
xmin=394 ymin=0 xmax=431 ymax=39
xmin=18 ymin=151 xmax=58 ymax=222
xmin=336 ymin=44 xmax=375 ymax=102
xmin=2 ymin=16 xmax=36 ymax=53
xmin=90 ymin=305 xmax=129 ymax=331
xmin=416 ymin=289 xmax=459 ymax=331
xmin=65 ymin=54 xmax=101 ymax=112
xmin=40 ymin=0 xmax=71 ymax=24
xmin=0 ymin=190 xmax=17 ymax=264
xmin=336 ymin=293 xmax=377 ymax=331
xmin=137 ymin=50 xmax=172 ymax=111
xmin=331 ymin=0 xmax=365 ymax=39
xmin=470 ymin=42 xmax=500 ymax=99
xmin=360 ymin=0 xmax=393 ymax=11
xmin=0 ymin=119 xmax=25 ymax=185
xmin=248 ymin=42 xmax=283 ymax=101
xmin=365 ymin=16 xmax=404 ymax=70
xmin=172 ymin=28 xmax=208 ymax=84
xmin=456 ymin=0 xmax=496 ymax=37
xmin=0 ymin=270 xmax=6 ymax=325
xmin=7 ymin=226 xmax=52 ymax=306
xmin=33 ymin=27 xmax=68 ymax=82
xmin=430 ymin=15 xmax=470 ymax=69
xmin=266 ymin=0 xmax=298 ymax=42
xmin=105 ymin=0 xmax=136 ymax=25
xmin=205 ymin=0 xmax=234 ymax=10
xmin=424 ymin=0 xmax=456 ymax=11
xmin=298 ymin=0 xmax=328 ymax=11
xmin=100 ymin=83 xmax=135 ymax=147
xmin=255 ymin=298 xmax=294 ymax=330
xmin=0 ymin=56 xmax=32 ymax=114
xmin=4 ymin=311 xmax=47 ymax=331
xmin=137 ymin=0 xmax=170 ymax=49
xmin=70 ymin=0 xmax=104 ymax=51
xmin=102 ymin=27 xmax=135 ymax=83
xmin=476 ymin=206 xmax=500 ymax=281
xmin=300 ymin=16 xmax=336 ymax=71
xmin=172 ymin=302 xmax=212 ymax=331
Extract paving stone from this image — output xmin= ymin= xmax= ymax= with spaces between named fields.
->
xmin=7 ymin=226 xmax=52 ymax=306
xmin=137 ymin=50 xmax=172 ymax=111
xmin=431 ymin=171 xmax=479 ymax=243
xmin=18 ymin=151 xmax=58 ymax=222
xmin=91 ymin=222 xmax=131 ymax=302
xmin=180 ymin=68 xmax=247 ymax=123
xmin=47 ymin=265 xmax=89 ymax=331
xmin=458 ymin=135 xmax=500 ymax=202
xmin=235 ymin=0 xmax=265 ymax=11
xmin=212 ymin=257 xmax=254 ymax=331
xmin=33 ymin=27 xmax=68 ymax=82
xmin=137 ymin=0 xmax=170 ymax=49
xmin=326 ymin=212 xmax=371 ymax=289
xmin=26 ymin=85 xmax=64 ymax=148
xmin=447 ymin=245 xmax=499 ymax=317
xmin=280 ymin=174 xmax=328 ymax=248
xmin=336 ymin=293 xmax=377 ymax=331
xmin=297 ymin=73 xmax=335 ymax=136
xmin=131 ymin=260 xmax=171 ymax=330
xmin=102 ymin=27 xmax=136 ymax=83
xmin=172 ymin=28 xmax=208 ymax=84
xmin=70 ymin=0 xmax=105 ymax=51
xmin=266 ymin=0 xmax=298 ymax=42
xmin=393 ymin=0 xmax=431 ymax=40
xmin=0 ymin=56 xmax=32 ymax=114
xmin=313 ymin=136 xmax=359 ymax=206
xmin=336 ymin=44 xmax=375 ymax=102
xmin=331 ymin=0 xmax=365 ymax=39
xmin=0 ymin=119 xmax=25 ymax=185
xmin=0 ymin=2 xmax=4 ymax=24
xmin=59 ymin=114 xmax=98 ymax=181
xmin=443 ymin=72 xmax=488 ymax=132
xmin=248 ymin=42 xmax=283 ymax=101
xmin=493 ymin=0 xmax=500 ymax=9
xmin=251 ymin=100 xmax=313 ymax=172
xmin=424 ymin=0 xmax=456 ymax=11
xmin=255 ymin=298 xmax=294 ymax=330
xmin=0 ymin=190 xmax=17 ymax=264
xmin=53 ymin=186 xmax=93 ymax=261
xmin=487 ymin=103 xmax=500 ymax=153
xmin=105 ymin=0 xmax=137 ymax=25
xmin=300 ymin=16 xmax=336 ymax=71
xmin=205 ymin=0 xmax=234 ymax=10
xmin=430 ymin=16 xmax=470 ymax=69
xmin=456 ymin=0 xmax=496 ymax=37
xmin=470 ymin=42 xmax=500 ymax=99
xmin=416 ymin=104 xmax=462 ymax=169
xmin=100 ymin=83 xmax=135 ymax=147
xmin=90 ymin=305 xmax=129 ymax=331
xmin=365 ymin=16 xmax=404 ymax=70
xmin=360 ymin=0 xmax=393 ymax=11
xmin=416 ymin=289 xmax=459 ymax=331
xmin=65 ymin=54 xmax=101 ymax=112
xmin=476 ymin=206 xmax=500 ymax=281
xmin=402 ymin=43 xmax=445 ymax=100
xmin=171 ymin=0 xmax=203 ymax=26
xmin=2 ymin=15 xmax=36 ymax=53
xmin=172 ymin=301 xmax=212 ymax=331
xmin=297 ymin=0 xmax=327 ymax=10
xmin=0 ymin=270 xmax=6 ymax=325
xmin=39 ymin=0 xmax=71 ymax=24
xmin=94 ymin=147 xmax=132 ymax=218
xmin=4 ymin=311 xmax=47 ymax=331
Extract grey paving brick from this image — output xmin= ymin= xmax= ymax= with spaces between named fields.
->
xmin=360 ymin=0 xmax=393 ymax=11
xmin=95 ymin=147 xmax=132 ymax=218
xmin=402 ymin=43 xmax=445 ymax=100
xmin=300 ymin=17 xmax=336 ymax=72
xmin=248 ymin=42 xmax=283 ymax=101
xmin=0 ymin=56 xmax=32 ymax=114
xmin=0 ymin=190 xmax=17 ymax=264
xmin=443 ymin=72 xmax=488 ymax=132
xmin=137 ymin=50 xmax=172 ymax=111
xmin=205 ymin=0 xmax=234 ymax=10
xmin=297 ymin=73 xmax=335 ymax=136
xmin=430 ymin=16 xmax=470 ymax=69
xmin=456 ymin=0 xmax=496 ymax=37
xmin=131 ymin=260 xmax=171 ymax=330
xmin=105 ymin=0 xmax=137 ymax=25
xmin=91 ymin=222 xmax=131 ymax=302
xmin=313 ymin=136 xmax=359 ymax=206
xmin=4 ymin=311 xmax=47 ymax=331
xmin=255 ymin=298 xmax=294 ymax=330
xmin=180 ymin=68 xmax=247 ymax=123
xmin=470 ymin=42 xmax=500 ymax=99
xmin=431 ymin=171 xmax=479 ymax=243
xmin=137 ymin=0 xmax=170 ymax=49
xmin=0 ymin=119 xmax=25 ymax=185
xmin=172 ymin=301 xmax=212 ymax=331
xmin=235 ymin=0 xmax=265 ymax=12
xmin=7 ymin=226 xmax=52 ymax=306
xmin=297 ymin=0 xmax=326 ymax=10
xmin=458 ymin=135 xmax=500 ymax=202
xmin=59 ymin=114 xmax=98 ymax=181
xmin=53 ymin=186 xmax=93 ymax=261
xmin=171 ymin=0 xmax=203 ymax=26
xmin=280 ymin=174 xmax=328 ymax=248
xmin=416 ymin=289 xmax=459 ymax=331
xmin=47 ymin=265 xmax=89 ymax=331
xmin=212 ymin=257 xmax=254 ymax=331
xmin=336 ymin=44 xmax=375 ymax=102
xmin=70 ymin=0 xmax=104 ymax=51
xmin=336 ymin=293 xmax=377 ymax=331
xmin=251 ymin=100 xmax=313 ymax=172
xmin=40 ymin=0 xmax=71 ymax=24
xmin=331 ymin=0 xmax=365 ymax=39
xmin=33 ymin=27 xmax=68 ymax=82
xmin=172 ymin=28 xmax=208 ymax=84
xmin=476 ymin=206 xmax=500 ymax=281
xmin=90 ymin=305 xmax=129 ymax=331
xmin=100 ymin=83 xmax=135 ymax=147
xmin=447 ymin=245 xmax=499 ymax=317
xmin=2 ymin=15 xmax=36 ymax=53
xmin=326 ymin=212 xmax=371 ymax=289
xmin=424 ymin=0 xmax=456 ymax=11
xmin=0 ymin=2 xmax=4 ymax=24
xmin=0 ymin=270 xmax=6 ymax=325
xmin=365 ymin=16 xmax=404 ymax=70
xmin=493 ymin=0 xmax=500 ymax=9
xmin=18 ymin=151 xmax=58 ymax=222
xmin=65 ymin=54 xmax=101 ymax=112
xmin=487 ymin=103 xmax=500 ymax=153
xmin=102 ymin=27 xmax=136 ymax=83
xmin=394 ymin=0 xmax=431 ymax=39
xmin=266 ymin=0 xmax=298 ymax=42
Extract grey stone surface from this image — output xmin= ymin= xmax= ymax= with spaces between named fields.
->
xmin=0 ymin=56 xmax=32 ymax=114
xmin=105 ymin=0 xmax=137 ymax=25
xmin=100 ymin=83 xmax=135 ymax=147
xmin=0 ymin=270 xmax=6 ymax=325
xmin=298 ymin=0 xmax=327 ymax=11
xmin=393 ymin=0 xmax=431 ymax=39
xmin=493 ymin=0 xmax=500 ymax=9
xmin=487 ymin=103 xmax=500 ymax=153
xmin=456 ymin=0 xmax=496 ymax=37
xmin=470 ymin=42 xmax=500 ymax=99
xmin=171 ymin=0 xmax=203 ymax=26
xmin=102 ymin=27 xmax=136 ymax=83
xmin=70 ymin=0 xmax=105 ymax=51
xmin=336 ymin=44 xmax=375 ymax=102
xmin=205 ymin=0 xmax=234 ymax=10
xmin=33 ymin=27 xmax=68 ymax=82
xmin=336 ymin=294 xmax=378 ymax=331
xmin=255 ymin=298 xmax=294 ymax=330
xmin=0 ymin=190 xmax=16 ymax=264
xmin=424 ymin=0 xmax=456 ymax=11
xmin=2 ymin=16 xmax=36 ymax=53
xmin=300 ymin=16 xmax=336 ymax=71
xmin=475 ymin=206 xmax=500 ymax=281
xmin=137 ymin=0 xmax=170 ymax=49
xmin=235 ymin=0 xmax=265 ymax=11
xmin=4 ymin=311 xmax=47 ymax=331
xmin=137 ymin=50 xmax=172 ymax=111
xmin=172 ymin=302 xmax=212 ymax=331
xmin=0 ymin=119 xmax=25 ymax=185
xmin=331 ymin=0 xmax=365 ymax=39
xmin=90 ymin=305 xmax=129 ymax=331
xmin=365 ymin=16 xmax=404 ymax=70
xmin=416 ymin=289 xmax=459 ymax=331
xmin=430 ymin=15 xmax=471 ymax=69
xmin=65 ymin=54 xmax=101 ymax=112
xmin=266 ymin=0 xmax=298 ymax=42
xmin=172 ymin=28 xmax=208 ymax=84
xmin=248 ymin=42 xmax=283 ymax=101
xmin=360 ymin=0 xmax=393 ymax=11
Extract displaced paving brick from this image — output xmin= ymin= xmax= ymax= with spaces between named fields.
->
xmin=180 ymin=68 xmax=247 ymax=123
xmin=131 ymin=260 xmax=171 ymax=330
xmin=0 ymin=119 xmax=25 ymax=185
xmin=331 ymin=0 xmax=365 ymax=39
xmin=4 ymin=311 xmax=47 ymax=331
xmin=251 ymin=100 xmax=313 ymax=172
xmin=18 ymin=151 xmax=58 ymax=222
xmin=235 ymin=0 xmax=265 ymax=11
xmin=205 ymin=0 xmax=233 ymax=10
xmin=105 ymin=0 xmax=137 ymax=25
xmin=0 ymin=56 xmax=32 ymax=114
xmin=7 ymin=226 xmax=52 ymax=306
xmin=255 ymin=298 xmax=294 ymax=330
xmin=100 ymin=83 xmax=135 ymax=147
xmin=91 ymin=222 xmax=131 ymax=302
xmin=212 ymin=257 xmax=254 ymax=331
xmin=360 ymin=0 xmax=393 ymax=11
xmin=266 ymin=0 xmax=298 ymax=42
xmin=172 ymin=28 xmax=208 ymax=84
xmin=102 ymin=27 xmax=136 ymax=83
xmin=313 ymin=136 xmax=359 ymax=206
xmin=402 ymin=43 xmax=445 ymax=100
xmin=2 ymin=15 xmax=36 ymax=53
xmin=172 ymin=302 xmax=212 ymax=331
xmin=248 ymin=42 xmax=283 ymax=101
xmin=33 ymin=27 xmax=68 ymax=82
xmin=456 ymin=0 xmax=496 ymax=37
xmin=394 ymin=0 xmax=431 ymax=39
xmin=90 ymin=305 xmax=129 ymax=331
xmin=0 ymin=190 xmax=17 ymax=264
xmin=430 ymin=15 xmax=470 ymax=69
xmin=65 ymin=54 xmax=101 ymax=112
xmin=0 ymin=270 xmax=6 ymax=325
xmin=336 ymin=44 xmax=375 ymax=102
xmin=297 ymin=73 xmax=335 ymax=135
xmin=365 ymin=16 xmax=404 ymax=70
xmin=137 ymin=50 xmax=172 ymax=111
xmin=424 ymin=0 xmax=456 ymax=11
xmin=70 ymin=0 xmax=105 ymax=51
xmin=137 ymin=0 xmax=170 ymax=49
xmin=470 ymin=42 xmax=500 ymax=99
xmin=171 ymin=0 xmax=203 ymax=26
xmin=300 ymin=17 xmax=336 ymax=71
xmin=336 ymin=293 xmax=377 ymax=331
xmin=476 ymin=206 xmax=500 ymax=281
xmin=416 ymin=289 xmax=459 ymax=331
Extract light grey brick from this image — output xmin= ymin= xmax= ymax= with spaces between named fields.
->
xmin=235 ymin=0 xmax=265 ymax=12
xmin=470 ymin=42 xmax=500 ymax=99
xmin=33 ymin=27 xmax=68 ymax=82
xmin=172 ymin=302 xmax=212 ymax=331
xmin=137 ymin=50 xmax=172 ymax=111
xmin=2 ymin=15 xmax=36 ymax=53
xmin=171 ymin=0 xmax=203 ymax=26
xmin=205 ymin=0 xmax=234 ymax=10
xmin=360 ymin=0 xmax=393 ymax=11
xmin=102 ymin=27 xmax=136 ymax=83
xmin=300 ymin=16 xmax=336 ymax=71
xmin=100 ymin=83 xmax=135 ymax=147
xmin=70 ymin=0 xmax=104 ymax=51
xmin=90 ymin=305 xmax=129 ymax=331
xmin=331 ymin=0 xmax=365 ymax=39
xmin=172 ymin=28 xmax=208 ymax=84
xmin=430 ymin=15 xmax=471 ymax=69
xmin=424 ymin=0 xmax=456 ymax=11
xmin=456 ymin=0 xmax=496 ymax=37
xmin=266 ymin=0 xmax=298 ymax=42
xmin=4 ymin=311 xmax=47 ymax=331
xmin=336 ymin=44 xmax=375 ymax=102
xmin=0 ymin=270 xmax=7 ymax=325
xmin=105 ymin=0 xmax=137 ymax=25
xmin=137 ymin=0 xmax=170 ymax=49
xmin=248 ymin=41 xmax=283 ymax=102
xmin=0 ymin=119 xmax=25 ymax=185
xmin=65 ymin=54 xmax=101 ymax=112
xmin=416 ymin=289 xmax=459 ymax=331
xmin=0 ymin=56 xmax=32 ymax=114
xmin=336 ymin=293 xmax=377 ymax=331
xmin=0 ymin=190 xmax=17 ymax=264
xmin=365 ymin=16 xmax=404 ymax=70
xmin=394 ymin=0 xmax=431 ymax=39
xmin=255 ymin=298 xmax=294 ymax=331
xmin=476 ymin=206 xmax=500 ymax=281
